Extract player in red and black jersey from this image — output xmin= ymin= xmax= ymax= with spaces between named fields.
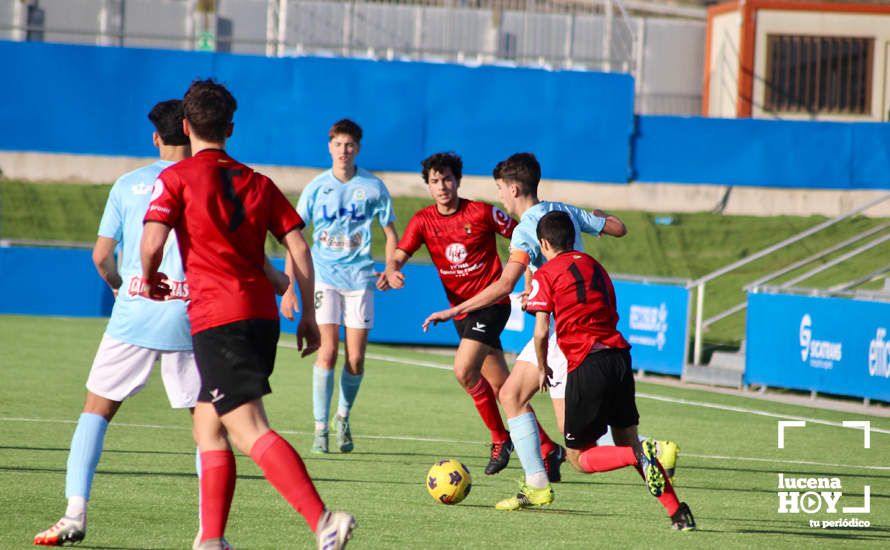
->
xmin=526 ymin=211 xmax=695 ymax=531
xmin=385 ymin=152 xmax=562 ymax=478
xmin=141 ymin=79 xmax=355 ymax=549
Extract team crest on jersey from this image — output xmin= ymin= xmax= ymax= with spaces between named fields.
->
xmin=352 ymin=188 xmax=367 ymax=201
xmin=445 ymin=243 xmax=468 ymax=265
xmin=150 ymin=178 xmax=165 ymax=200
xmin=493 ymin=206 xmax=511 ymax=227
xmin=131 ymin=182 xmax=151 ymax=195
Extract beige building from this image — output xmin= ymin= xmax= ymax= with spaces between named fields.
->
xmin=704 ymin=0 xmax=890 ymax=121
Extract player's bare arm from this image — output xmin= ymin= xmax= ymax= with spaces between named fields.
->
xmin=519 ymin=267 xmax=533 ymax=310
xmin=385 ymin=248 xmax=410 ymax=289
xmin=263 ymin=256 xmax=290 ymax=296
xmin=281 ymin=229 xmax=321 ymax=357
xmin=593 ymin=209 xmax=627 ymax=237
xmin=422 ymin=260 xmax=524 ymax=331
xmin=139 ymin=221 xmax=172 ymax=300
xmin=92 ymin=236 xmax=122 ymax=293
xmin=533 ymin=311 xmax=551 ymax=393
xmin=279 ymin=251 xmax=299 ymax=320
xmin=377 ymin=222 xmax=399 ymax=290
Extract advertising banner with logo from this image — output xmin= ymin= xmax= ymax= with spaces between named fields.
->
xmin=745 ymin=292 xmax=890 ymax=401
xmin=501 ymin=280 xmax=690 ymax=375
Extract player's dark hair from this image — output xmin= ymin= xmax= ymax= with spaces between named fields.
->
xmin=329 ymin=118 xmax=363 ymax=143
xmin=492 ymin=152 xmax=540 ymax=197
xmin=537 ymin=211 xmax=575 ymax=252
xmin=148 ymin=100 xmax=188 ymax=146
xmin=421 ymin=152 xmax=462 ymax=183
xmin=183 ymin=79 xmax=237 ymax=143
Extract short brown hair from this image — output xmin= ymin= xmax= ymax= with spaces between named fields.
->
xmin=328 ymin=118 xmax=362 ymax=143
xmin=421 ymin=152 xmax=462 ymax=183
xmin=183 ymin=79 xmax=237 ymax=143
xmin=492 ymin=152 xmax=540 ymax=197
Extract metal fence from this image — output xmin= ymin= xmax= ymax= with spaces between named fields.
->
xmin=0 ymin=0 xmax=704 ymax=113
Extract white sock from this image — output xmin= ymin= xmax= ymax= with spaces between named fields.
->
xmin=65 ymin=496 xmax=86 ymax=520
xmin=525 ymin=471 xmax=549 ymax=489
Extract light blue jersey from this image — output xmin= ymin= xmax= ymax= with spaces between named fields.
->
xmin=510 ymin=201 xmax=606 ymax=270
xmin=98 ymin=161 xmax=191 ymax=350
xmin=297 ymin=167 xmax=395 ymax=290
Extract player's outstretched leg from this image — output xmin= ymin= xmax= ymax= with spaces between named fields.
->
xmin=597 ymin=428 xmax=680 ymax=484
xmin=34 ymin=411 xmax=110 ymax=546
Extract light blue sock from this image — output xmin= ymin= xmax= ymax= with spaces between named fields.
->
xmin=507 ymin=412 xmax=546 ymax=477
xmin=313 ymin=366 xmax=334 ymax=428
xmin=596 ymin=427 xmax=647 ymax=446
xmin=65 ymin=413 xmax=109 ymax=500
xmin=336 ymin=371 xmax=364 ymax=419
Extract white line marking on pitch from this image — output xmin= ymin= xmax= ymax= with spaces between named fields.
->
xmin=280 ymin=341 xmax=890 ymax=436
xmin=1 ymin=415 xmax=887 ymax=472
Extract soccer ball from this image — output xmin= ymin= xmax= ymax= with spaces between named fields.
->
xmin=426 ymin=459 xmax=472 ymax=505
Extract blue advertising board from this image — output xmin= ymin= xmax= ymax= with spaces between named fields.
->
xmin=745 ymin=292 xmax=890 ymax=401
xmin=3 ymin=248 xmax=689 ymax=377
xmin=499 ymin=279 xmax=690 ymax=375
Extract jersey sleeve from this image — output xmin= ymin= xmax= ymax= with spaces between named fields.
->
xmin=397 ymin=213 xmax=425 ymax=256
xmin=143 ymin=170 xmax=183 ymax=227
xmin=266 ymin=178 xmax=305 ymax=241
xmin=525 ymin=269 xmax=554 ymax=313
xmin=295 ymin=181 xmax=314 ymax=223
xmin=97 ymin=182 xmax=123 ymax=241
xmin=568 ymin=204 xmax=606 ymax=236
xmin=508 ymin=226 xmax=538 ymax=268
xmin=490 ymin=205 xmax=517 ymax=238
xmin=374 ymin=182 xmax=396 ymax=226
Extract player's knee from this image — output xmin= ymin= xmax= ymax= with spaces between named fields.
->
xmin=566 ymin=450 xmax=585 ymax=472
xmin=454 ymin=367 xmax=479 ymax=390
xmin=316 ymin=347 xmax=338 ymax=368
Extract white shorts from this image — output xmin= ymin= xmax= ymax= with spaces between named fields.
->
xmin=314 ymin=282 xmax=374 ymax=329
xmin=516 ymin=332 xmax=568 ymax=399
xmin=86 ymin=334 xmax=200 ymax=408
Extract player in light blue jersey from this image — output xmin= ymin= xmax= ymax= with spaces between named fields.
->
xmin=281 ymin=119 xmax=398 ymax=454
xmin=424 ymin=153 xmax=677 ymax=510
xmin=33 ymin=100 xmax=196 ymax=546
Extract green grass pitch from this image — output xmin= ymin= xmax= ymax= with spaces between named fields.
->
xmin=1 ymin=315 xmax=888 ymax=549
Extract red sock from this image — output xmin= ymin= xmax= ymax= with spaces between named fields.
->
xmin=250 ymin=430 xmax=326 ymax=532
xmin=578 ymin=445 xmax=637 ymax=472
xmin=466 ymin=377 xmax=509 ymax=443
xmin=199 ymin=450 xmax=236 ymax=541
xmin=634 ymin=461 xmax=681 ymax=516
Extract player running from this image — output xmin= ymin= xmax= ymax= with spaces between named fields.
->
xmin=33 ymin=100 xmax=201 ymax=547
xmin=141 ymin=79 xmax=354 ymax=550
xmin=423 ymin=152 xmax=677 ymax=510
xmin=527 ymin=211 xmax=695 ymax=530
xmin=281 ymin=119 xmax=398 ymax=455
xmin=385 ymin=152 xmax=564 ymax=479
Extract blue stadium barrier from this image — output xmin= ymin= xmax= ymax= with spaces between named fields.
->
xmin=745 ymin=291 xmax=890 ymax=401
xmin=2 ymin=248 xmax=689 ymax=376
xmin=633 ymin=115 xmax=890 ymax=189
xmin=0 ymin=247 xmax=113 ymax=317
xmin=0 ymin=40 xmax=634 ymax=183
xmin=499 ymin=280 xmax=689 ymax=375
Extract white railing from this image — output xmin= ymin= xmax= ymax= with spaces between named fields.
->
xmin=688 ymin=192 xmax=890 ymax=366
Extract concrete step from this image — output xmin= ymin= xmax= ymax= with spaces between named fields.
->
xmin=682 ymin=364 xmax=744 ymax=388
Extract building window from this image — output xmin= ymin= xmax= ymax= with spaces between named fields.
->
xmin=765 ymin=34 xmax=873 ymax=115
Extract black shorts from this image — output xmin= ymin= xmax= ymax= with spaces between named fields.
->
xmin=192 ymin=318 xmax=280 ymax=415
xmin=564 ymin=348 xmax=639 ymax=450
xmin=452 ymin=303 xmax=511 ymax=350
